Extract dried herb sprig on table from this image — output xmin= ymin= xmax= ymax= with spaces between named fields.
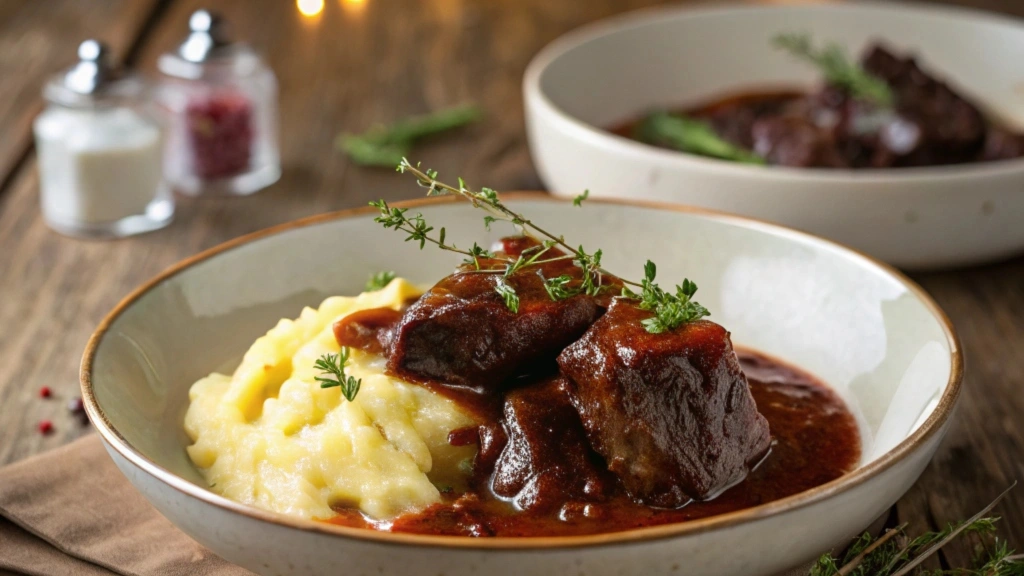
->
xmin=367 ymin=159 xmax=710 ymax=334
xmin=773 ymin=33 xmax=894 ymax=108
xmin=635 ymin=112 xmax=766 ymax=165
xmin=338 ymin=104 xmax=482 ymax=167
xmin=314 ymin=349 xmax=361 ymax=401
xmin=809 ymin=483 xmax=1022 ymax=576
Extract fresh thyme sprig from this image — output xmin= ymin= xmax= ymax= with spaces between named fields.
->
xmin=810 ymin=484 xmax=1021 ymax=576
xmin=623 ymin=262 xmax=710 ymax=334
xmin=314 ymin=349 xmax=362 ymax=401
xmin=371 ymin=159 xmax=710 ymax=334
xmin=365 ymin=271 xmax=396 ymax=291
xmin=370 ymin=198 xmax=496 ymax=269
xmin=773 ymin=33 xmax=894 ymax=108
xmin=338 ymin=104 xmax=482 ymax=167
xmin=636 ymin=112 xmax=766 ymax=165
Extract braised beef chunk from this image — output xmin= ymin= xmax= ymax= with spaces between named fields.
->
xmin=616 ymin=43 xmax=1024 ymax=168
xmin=557 ymin=300 xmax=771 ymax=508
xmin=751 ymin=116 xmax=849 ymax=168
xmin=858 ymin=44 xmax=986 ymax=166
xmin=490 ymin=377 xmax=615 ymax=512
xmin=333 ymin=306 xmax=404 ymax=355
xmin=387 ymin=236 xmax=612 ymax=391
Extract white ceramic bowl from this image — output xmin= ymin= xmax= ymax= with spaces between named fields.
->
xmin=524 ymin=1 xmax=1024 ymax=270
xmin=82 ymin=196 xmax=962 ymax=576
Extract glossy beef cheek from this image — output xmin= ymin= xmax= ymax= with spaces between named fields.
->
xmin=386 ymin=275 xmax=599 ymax=390
xmin=489 ymin=377 xmax=614 ymax=512
xmin=557 ymin=300 xmax=772 ymax=508
xmin=386 ymin=237 xmax=611 ymax=392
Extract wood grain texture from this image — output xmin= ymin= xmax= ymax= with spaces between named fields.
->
xmin=0 ymin=0 xmax=163 ymax=192
xmin=0 ymin=0 xmax=1022 ymax=568
xmin=0 ymin=0 xmax=669 ymax=469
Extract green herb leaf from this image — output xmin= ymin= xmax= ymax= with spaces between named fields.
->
xmin=543 ymin=274 xmax=581 ymax=301
xmin=314 ymin=349 xmax=362 ymax=401
xmin=339 ymin=138 xmax=411 ymax=167
xmin=573 ymin=189 xmax=590 ymax=207
xmin=365 ymin=271 xmax=397 ymax=291
xmin=773 ymin=33 xmax=894 ymax=107
xmin=494 ymin=279 xmax=520 ymax=313
xmin=387 ymin=160 xmax=710 ymax=333
xmin=338 ymin=104 xmax=482 ymax=167
xmin=636 ymin=112 xmax=766 ymax=164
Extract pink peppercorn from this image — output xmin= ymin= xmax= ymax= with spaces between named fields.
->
xmin=39 ymin=386 xmax=52 ymax=398
xmin=38 ymin=420 xmax=54 ymax=435
xmin=68 ymin=397 xmax=85 ymax=414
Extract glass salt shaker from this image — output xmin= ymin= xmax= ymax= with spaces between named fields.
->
xmin=34 ymin=40 xmax=173 ymax=238
xmin=156 ymin=10 xmax=280 ymax=196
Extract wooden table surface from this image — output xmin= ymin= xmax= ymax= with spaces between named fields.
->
xmin=1 ymin=0 xmax=1022 ymax=571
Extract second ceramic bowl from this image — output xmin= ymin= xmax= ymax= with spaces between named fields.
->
xmin=524 ymin=1 xmax=1024 ymax=269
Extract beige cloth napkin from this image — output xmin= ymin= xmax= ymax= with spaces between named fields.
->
xmin=0 ymin=435 xmax=254 ymax=576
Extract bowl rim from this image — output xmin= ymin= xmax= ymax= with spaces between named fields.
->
xmin=523 ymin=0 xmax=1024 ymax=183
xmin=81 ymin=193 xmax=963 ymax=550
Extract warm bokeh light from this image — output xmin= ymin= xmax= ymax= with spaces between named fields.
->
xmin=297 ymin=0 xmax=325 ymax=17
xmin=340 ymin=0 xmax=366 ymax=13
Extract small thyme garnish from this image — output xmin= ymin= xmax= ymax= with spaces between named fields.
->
xmin=314 ymin=349 xmax=362 ymax=401
xmin=809 ymin=483 xmax=1021 ymax=576
xmin=773 ymin=33 xmax=894 ymax=108
xmin=573 ymin=190 xmax=590 ymax=207
xmin=623 ymin=262 xmax=709 ymax=334
xmin=369 ymin=159 xmax=710 ymax=334
xmin=494 ymin=279 xmax=520 ymax=313
xmin=365 ymin=271 xmax=396 ymax=291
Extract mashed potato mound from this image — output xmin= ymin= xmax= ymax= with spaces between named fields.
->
xmin=185 ymin=279 xmax=478 ymax=521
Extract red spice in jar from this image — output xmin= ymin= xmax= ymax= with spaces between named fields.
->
xmin=185 ymin=92 xmax=253 ymax=179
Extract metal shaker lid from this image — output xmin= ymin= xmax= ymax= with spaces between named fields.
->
xmin=177 ymin=10 xmax=234 ymax=63
xmin=44 ymin=40 xmax=144 ymax=108
xmin=158 ymin=10 xmax=260 ymax=80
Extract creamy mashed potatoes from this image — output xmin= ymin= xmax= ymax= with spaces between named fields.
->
xmin=185 ymin=279 xmax=478 ymax=521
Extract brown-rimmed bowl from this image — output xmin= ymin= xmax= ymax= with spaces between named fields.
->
xmin=82 ymin=194 xmax=962 ymax=576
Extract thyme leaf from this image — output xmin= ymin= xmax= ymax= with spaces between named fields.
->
xmin=365 ymin=271 xmax=396 ymax=291
xmin=314 ymin=349 xmax=362 ymax=401
xmin=494 ymin=279 xmax=520 ymax=313
xmin=773 ymin=33 xmax=894 ymax=108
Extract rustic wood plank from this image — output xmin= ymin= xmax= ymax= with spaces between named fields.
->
xmin=895 ymin=259 xmax=1024 ymax=567
xmin=0 ymin=0 xmax=164 ymax=194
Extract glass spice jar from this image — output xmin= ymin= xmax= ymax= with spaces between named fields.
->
xmin=156 ymin=10 xmax=280 ymax=196
xmin=34 ymin=40 xmax=173 ymax=238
